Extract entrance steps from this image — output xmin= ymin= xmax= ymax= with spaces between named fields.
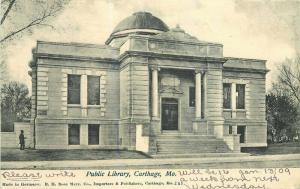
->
xmin=155 ymin=133 xmax=233 ymax=154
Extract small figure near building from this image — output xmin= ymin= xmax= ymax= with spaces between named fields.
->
xmin=19 ymin=130 xmax=25 ymax=150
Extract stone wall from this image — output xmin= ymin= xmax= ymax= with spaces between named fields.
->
xmin=1 ymin=122 xmax=32 ymax=148
xmin=35 ymin=123 xmax=68 ymax=148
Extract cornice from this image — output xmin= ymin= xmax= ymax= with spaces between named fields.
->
xmin=35 ymin=53 xmax=119 ymax=64
xmin=119 ymin=50 xmax=227 ymax=64
xmin=225 ymin=56 xmax=267 ymax=63
xmin=37 ymin=40 xmax=119 ymax=50
xmin=223 ymin=67 xmax=269 ymax=74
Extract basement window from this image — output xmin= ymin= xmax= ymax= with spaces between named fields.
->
xmin=68 ymin=124 xmax=80 ymax=145
xmin=88 ymin=124 xmax=100 ymax=145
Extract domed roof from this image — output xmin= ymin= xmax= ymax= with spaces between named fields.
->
xmin=112 ymin=12 xmax=169 ymax=35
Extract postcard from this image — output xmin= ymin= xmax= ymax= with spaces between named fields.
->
xmin=1 ymin=0 xmax=300 ymax=188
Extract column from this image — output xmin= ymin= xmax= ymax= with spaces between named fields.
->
xmin=152 ymin=67 xmax=158 ymax=118
xmin=195 ymin=70 xmax=202 ymax=119
xmin=81 ymin=75 xmax=87 ymax=117
xmin=231 ymin=82 xmax=236 ymax=118
xmin=202 ymin=71 xmax=206 ymax=119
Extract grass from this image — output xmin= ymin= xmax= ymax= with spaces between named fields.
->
xmin=1 ymin=148 xmax=150 ymax=161
xmin=244 ymin=142 xmax=300 ymax=155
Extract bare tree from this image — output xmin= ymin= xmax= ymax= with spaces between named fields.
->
xmin=0 ymin=0 xmax=16 ymax=25
xmin=0 ymin=0 xmax=70 ymax=43
xmin=277 ymin=56 xmax=300 ymax=104
xmin=0 ymin=60 xmax=8 ymax=85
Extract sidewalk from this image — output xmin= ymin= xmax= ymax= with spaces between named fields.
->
xmin=1 ymin=154 xmax=300 ymax=169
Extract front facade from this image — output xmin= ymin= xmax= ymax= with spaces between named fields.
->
xmin=29 ymin=12 xmax=267 ymax=154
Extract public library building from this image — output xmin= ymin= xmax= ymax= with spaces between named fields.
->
xmin=29 ymin=12 xmax=267 ymax=155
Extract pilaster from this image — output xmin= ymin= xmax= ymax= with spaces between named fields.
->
xmin=36 ymin=66 xmax=49 ymax=116
xmin=195 ymin=69 xmax=202 ymax=119
xmin=81 ymin=75 xmax=87 ymax=117
xmin=80 ymin=124 xmax=88 ymax=146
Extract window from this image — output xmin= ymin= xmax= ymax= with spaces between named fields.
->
xmin=189 ymin=87 xmax=195 ymax=107
xmin=228 ymin=126 xmax=233 ymax=135
xmin=236 ymin=84 xmax=245 ymax=109
xmin=88 ymin=124 xmax=100 ymax=145
xmin=237 ymin=126 xmax=246 ymax=143
xmin=68 ymin=75 xmax=81 ymax=104
xmin=68 ymin=124 xmax=80 ymax=145
xmin=88 ymin=76 xmax=100 ymax=105
xmin=223 ymin=83 xmax=231 ymax=109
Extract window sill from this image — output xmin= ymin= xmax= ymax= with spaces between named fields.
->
xmin=87 ymin=105 xmax=101 ymax=108
xmin=67 ymin=104 xmax=81 ymax=107
xmin=223 ymin=109 xmax=246 ymax=112
xmin=67 ymin=104 xmax=101 ymax=108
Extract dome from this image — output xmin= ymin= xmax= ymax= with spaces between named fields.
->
xmin=111 ymin=12 xmax=169 ymax=35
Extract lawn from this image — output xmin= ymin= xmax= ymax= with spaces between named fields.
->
xmin=244 ymin=142 xmax=300 ymax=155
xmin=1 ymin=148 xmax=150 ymax=161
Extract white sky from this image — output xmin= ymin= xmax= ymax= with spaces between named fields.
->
xmin=2 ymin=0 xmax=299 ymax=92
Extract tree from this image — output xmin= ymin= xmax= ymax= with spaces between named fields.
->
xmin=271 ymin=55 xmax=300 ymax=142
xmin=0 ymin=0 xmax=70 ymax=44
xmin=266 ymin=93 xmax=299 ymax=143
xmin=1 ymin=81 xmax=31 ymax=132
xmin=277 ymin=56 xmax=300 ymax=105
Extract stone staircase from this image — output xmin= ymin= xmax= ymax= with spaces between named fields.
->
xmin=155 ymin=132 xmax=232 ymax=154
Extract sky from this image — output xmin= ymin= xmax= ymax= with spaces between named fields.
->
xmin=1 ymin=0 xmax=300 ymax=92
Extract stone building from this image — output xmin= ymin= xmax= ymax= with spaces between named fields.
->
xmin=29 ymin=12 xmax=268 ymax=155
